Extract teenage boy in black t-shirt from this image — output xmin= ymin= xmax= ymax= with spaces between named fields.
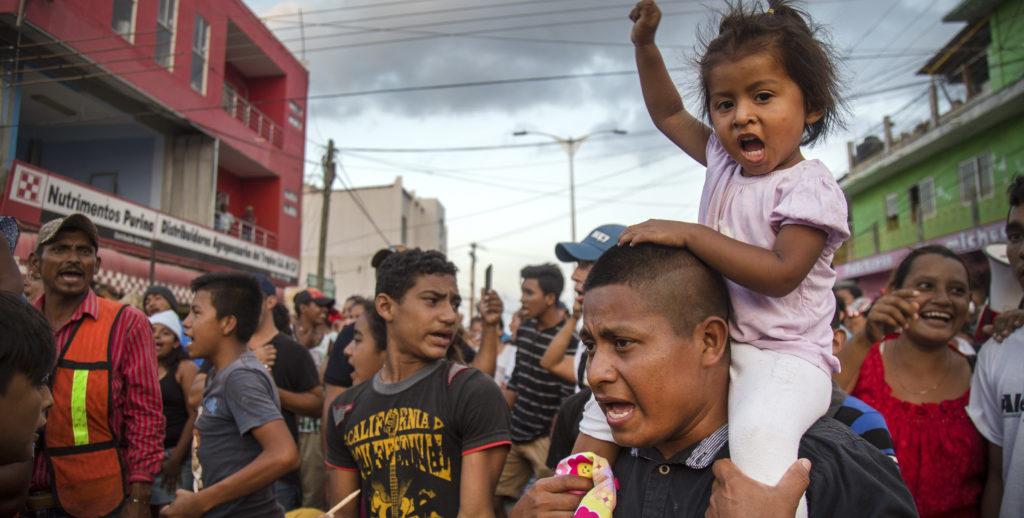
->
xmin=250 ymin=274 xmax=323 ymax=511
xmin=323 ymin=249 xmax=511 ymax=518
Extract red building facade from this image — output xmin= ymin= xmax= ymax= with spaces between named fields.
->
xmin=0 ymin=0 xmax=307 ymax=301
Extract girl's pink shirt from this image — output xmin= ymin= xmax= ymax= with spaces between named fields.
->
xmin=698 ymin=133 xmax=850 ymax=374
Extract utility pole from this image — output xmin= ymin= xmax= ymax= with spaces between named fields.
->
xmin=316 ymin=139 xmax=336 ymax=291
xmin=468 ymin=243 xmax=477 ymax=320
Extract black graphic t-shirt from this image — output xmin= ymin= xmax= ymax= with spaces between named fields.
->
xmin=325 ymin=360 xmax=511 ymax=517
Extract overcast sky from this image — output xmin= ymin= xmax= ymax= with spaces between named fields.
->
xmin=242 ymin=0 xmax=968 ymax=314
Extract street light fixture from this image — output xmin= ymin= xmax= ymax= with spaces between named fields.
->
xmin=513 ymin=128 xmax=627 ymax=241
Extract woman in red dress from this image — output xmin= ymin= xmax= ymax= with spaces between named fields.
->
xmin=835 ymin=245 xmax=985 ymax=518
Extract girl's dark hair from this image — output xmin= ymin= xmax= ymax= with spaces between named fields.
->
xmin=698 ymin=0 xmax=844 ymax=146
xmin=272 ymin=302 xmax=293 ymax=337
xmin=889 ymin=245 xmax=972 ymax=291
xmin=159 ymin=340 xmax=190 ymax=371
xmin=358 ymin=300 xmax=387 ymax=352
xmin=447 ymin=337 xmax=466 ymax=363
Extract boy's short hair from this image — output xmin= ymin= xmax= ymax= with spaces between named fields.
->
xmin=190 ymin=271 xmax=263 ymax=343
xmin=583 ymin=244 xmax=730 ymax=336
xmin=0 ymin=291 xmax=55 ymax=394
xmin=376 ymin=249 xmax=457 ymax=301
xmin=520 ymin=263 xmax=564 ymax=298
xmin=1009 ymin=175 xmax=1024 ymax=207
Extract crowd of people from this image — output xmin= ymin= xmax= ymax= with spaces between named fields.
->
xmin=0 ymin=1 xmax=1022 ymax=517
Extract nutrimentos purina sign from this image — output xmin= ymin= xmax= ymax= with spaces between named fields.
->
xmin=3 ymin=161 xmax=299 ymax=284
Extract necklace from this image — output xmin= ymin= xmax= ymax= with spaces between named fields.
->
xmin=888 ymin=340 xmax=953 ymax=396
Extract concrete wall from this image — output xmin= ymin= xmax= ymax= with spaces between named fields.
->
xmin=300 ymin=177 xmax=448 ymax=300
xmin=989 ymin=1 xmax=1024 ymax=92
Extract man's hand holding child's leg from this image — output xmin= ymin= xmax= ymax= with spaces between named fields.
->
xmin=706 ymin=458 xmax=811 ymax=518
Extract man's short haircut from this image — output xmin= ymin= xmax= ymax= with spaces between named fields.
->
xmin=190 ymin=271 xmax=262 ymax=343
xmin=376 ymin=249 xmax=457 ymax=301
xmin=0 ymin=291 xmax=55 ymax=394
xmin=520 ymin=263 xmax=564 ymax=298
xmin=583 ymin=244 xmax=730 ymax=336
xmin=1009 ymin=175 xmax=1024 ymax=207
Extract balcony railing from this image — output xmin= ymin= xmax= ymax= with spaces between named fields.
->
xmin=222 ymin=83 xmax=283 ymax=148
xmin=229 ymin=220 xmax=277 ymax=249
xmin=215 ymin=210 xmax=278 ymax=249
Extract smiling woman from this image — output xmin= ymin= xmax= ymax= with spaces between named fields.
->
xmin=836 ymin=245 xmax=985 ymax=518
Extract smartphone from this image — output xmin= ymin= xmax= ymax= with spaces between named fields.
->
xmin=484 ymin=265 xmax=493 ymax=292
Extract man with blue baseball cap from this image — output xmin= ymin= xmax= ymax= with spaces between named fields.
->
xmin=554 ymin=224 xmax=626 ymax=264
xmin=542 ymin=224 xmax=627 ymax=384
xmin=541 ymin=225 xmax=625 ymax=467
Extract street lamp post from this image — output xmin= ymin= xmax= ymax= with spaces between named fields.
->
xmin=514 ymin=128 xmax=626 ymax=241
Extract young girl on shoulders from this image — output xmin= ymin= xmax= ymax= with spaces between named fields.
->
xmin=616 ymin=1 xmax=849 ymax=515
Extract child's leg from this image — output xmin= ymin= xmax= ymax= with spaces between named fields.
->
xmin=579 ymin=393 xmax=615 ymax=443
xmin=728 ymin=342 xmax=830 ymax=518
xmin=574 ymin=394 xmax=623 ymax=463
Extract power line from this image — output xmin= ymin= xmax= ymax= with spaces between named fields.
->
xmin=334 ymin=159 xmax=392 ymax=246
xmin=325 ymin=149 xmax=683 ymax=248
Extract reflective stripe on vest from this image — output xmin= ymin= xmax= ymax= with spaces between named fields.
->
xmin=46 ymin=297 xmax=128 ymax=518
xmin=71 ymin=369 xmax=90 ymax=445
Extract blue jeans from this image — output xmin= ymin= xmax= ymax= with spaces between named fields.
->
xmin=274 ymin=480 xmax=302 ymax=512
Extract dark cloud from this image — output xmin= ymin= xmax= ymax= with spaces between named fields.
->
xmin=262 ymin=0 xmax=645 ymax=119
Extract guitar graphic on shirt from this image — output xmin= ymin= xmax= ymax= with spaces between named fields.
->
xmin=368 ymin=409 xmax=416 ymax=518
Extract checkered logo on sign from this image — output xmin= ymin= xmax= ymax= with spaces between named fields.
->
xmin=13 ymin=168 xmax=45 ymax=207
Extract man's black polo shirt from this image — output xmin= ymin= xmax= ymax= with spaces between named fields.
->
xmin=613 ymin=418 xmax=917 ymax=517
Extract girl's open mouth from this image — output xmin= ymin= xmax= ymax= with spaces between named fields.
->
xmin=739 ymin=135 xmax=766 ymax=162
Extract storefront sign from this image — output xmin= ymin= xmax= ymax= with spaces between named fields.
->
xmin=3 ymin=161 xmax=299 ymax=283
xmin=837 ymin=221 xmax=1006 ymax=279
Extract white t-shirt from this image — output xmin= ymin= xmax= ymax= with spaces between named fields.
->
xmin=967 ymin=329 xmax=1024 ymax=518
xmin=494 ymin=344 xmax=517 ymax=388
xmin=573 ymin=345 xmax=587 ymax=392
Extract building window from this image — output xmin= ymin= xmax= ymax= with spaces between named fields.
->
xmin=284 ymin=189 xmax=298 ymax=203
xmin=155 ymin=0 xmax=177 ymax=69
xmin=89 ymin=172 xmax=118 ymax=195
xmin=958 ymin=153 xmax=994 ymax=204
xmin=284 ymin=204 xmax=297 ymax=217
xmin=111 ymin=0 xmax=136 ymax=41
xmin=288 ymin=114 xmax=303 ymax=130
xmin=190 ymin=15 xmax=210 ymax=93
xmin=289 ymin=101 xmax=303 ymax=116
xmin=884 ymin=193 xmax=899 ymax=230
xmin=918 ymin=177 xmax=936 ymax=219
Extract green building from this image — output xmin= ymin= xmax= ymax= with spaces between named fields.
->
xmin=836 ymin=0 xmax=1024 ymax=297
